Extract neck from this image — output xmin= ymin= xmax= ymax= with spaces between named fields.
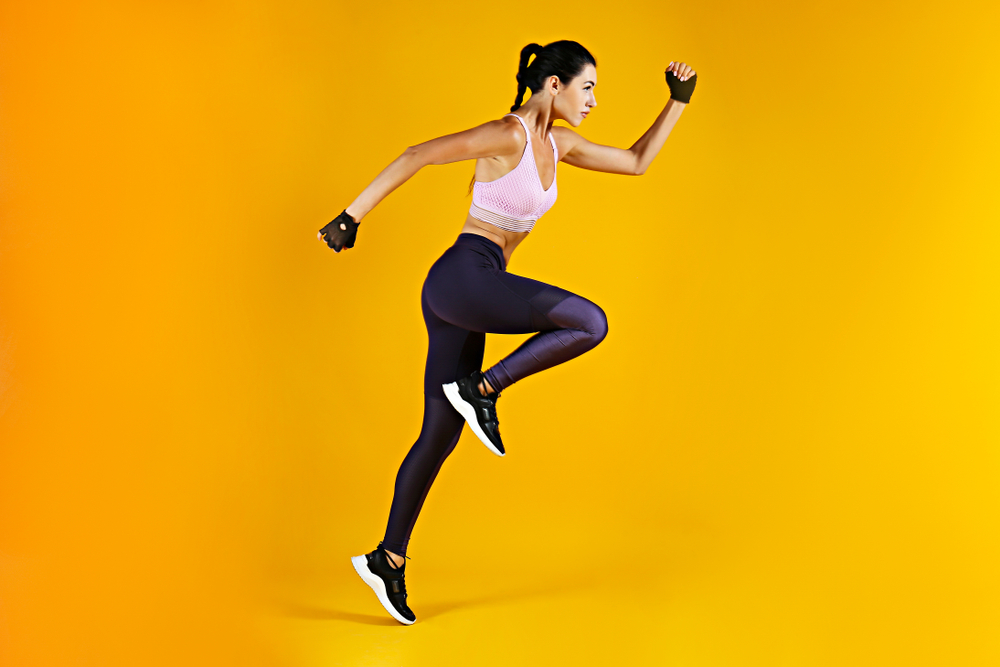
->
xmin=514 ymin=102 xmax=555 ymax=137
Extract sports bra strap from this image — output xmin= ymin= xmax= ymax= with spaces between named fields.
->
xmin=504 ymin=113 xmax=530 ymax=141
xmin=505 ymin=113 xmax=557 ymax=155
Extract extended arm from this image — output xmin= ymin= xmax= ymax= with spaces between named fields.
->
xmin=558 ymin=61 xmax=697 ymax=176
xmin=630 ymin=98 xmax=687 ymax=175
xmin=342 ymin=120 xmax=522 ymax=223
xmin=343 ymin=148 xmax=420 ymax=223
xmin=557 ymin=99 xmax=686 ymax=175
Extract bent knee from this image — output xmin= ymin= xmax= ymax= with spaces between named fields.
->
xmin=548 ymin=295 xmax=609 ymax=345
xmin=594 ymin=305 xmax=608 ymax=345
xmin=587 ymin=304 xmax=609 ymax=345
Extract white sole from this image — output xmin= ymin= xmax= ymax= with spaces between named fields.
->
xmin=442 ymin=381 xmax=505 ymax=457
xmin=350 ymin=554 xmax=415 ymax=625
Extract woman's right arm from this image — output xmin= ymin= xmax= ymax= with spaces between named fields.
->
xmin=342 ymin=119 xmax=521 ymax=223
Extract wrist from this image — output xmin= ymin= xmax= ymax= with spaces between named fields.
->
xmin=345 ymin=206 xmax=363 ymax=223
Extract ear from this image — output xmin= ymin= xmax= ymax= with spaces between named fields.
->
xmin=546 ymin=75 xmax=560 ymax=94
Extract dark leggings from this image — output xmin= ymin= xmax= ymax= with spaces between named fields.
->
xmin=381 ymin=233 xmax=608 ymax=556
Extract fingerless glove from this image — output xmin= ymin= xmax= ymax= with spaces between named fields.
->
xmin=319 ymin=209 xmax=359 ymax=252
xmin=665 ymin=71 xmax=697 ymax=104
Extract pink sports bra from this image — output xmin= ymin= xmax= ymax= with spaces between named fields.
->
xmin=468 ymin=113 xmax=558 ymax=234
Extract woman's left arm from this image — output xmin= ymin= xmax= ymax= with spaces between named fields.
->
xmin=558 ymin=61 xmax=696 ymax=176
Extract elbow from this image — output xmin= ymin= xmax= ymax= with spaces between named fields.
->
xmin=403 ymin=145 xmax=427 ymax=167
xmin=632 ymin=152 xmax=646 ymax=176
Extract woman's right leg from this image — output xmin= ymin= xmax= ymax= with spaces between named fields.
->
xmin=360 ymin=238 xmax=494 ymax=624
xmin=380 ymin=394 xmax=464 ymax=558
xmin=381 ymin=280 xmax=486 ymax=558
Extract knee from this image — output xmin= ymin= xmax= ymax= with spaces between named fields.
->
xmin=583 ymin=302 xmax=609 ymax=347
xmin=548 ymin=295 xmax=609 ymax=347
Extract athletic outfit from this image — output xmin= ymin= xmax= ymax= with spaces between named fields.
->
xmin=353 ymin=112 xmax=609 ymax=623
xmin=383 ymin=113 xmax=608 ymax=552
xmin=346 ymin=69 xmax=697 ymax=626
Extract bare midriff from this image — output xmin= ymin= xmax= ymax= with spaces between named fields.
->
xmin=459 ymin=213 xmax=530 ymax=267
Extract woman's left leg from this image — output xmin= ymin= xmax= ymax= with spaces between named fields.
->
xmin=427 ymin=265 xmax=610 ymax=395
xmin=481 ymin=284 xmax=609 ymax=394
xmin=428 ymin=253 xmax=610 ymax=455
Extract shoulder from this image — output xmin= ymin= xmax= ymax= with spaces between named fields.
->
xmin=550 ymin=125 xmax=584 ymax=160
xmin=475 ymin=115 xmax=526 ymax=158
xmin=498 ymin=114 xmax=527 ymax=141
xmin=479 ymin=115 xmax=525 ymax=149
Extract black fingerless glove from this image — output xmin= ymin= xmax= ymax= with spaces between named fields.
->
xmin=319 ymin=209 xmax=359 ymax=252
xmin=665 ymin=71 xmax=697 ymax=104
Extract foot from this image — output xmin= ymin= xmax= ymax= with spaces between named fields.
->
xmin=351 ymin=545 xmax=416 ymax=625
xmin=442 ymin=370 xmax=505 ymax=457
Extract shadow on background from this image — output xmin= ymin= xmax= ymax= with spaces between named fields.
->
xmin=268 ymin=599 xmax=399 ymax=626
xmin=269 ymin=569 xmax=601 ymax=625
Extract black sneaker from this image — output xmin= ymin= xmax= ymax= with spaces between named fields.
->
xmin=443 ymin=370 xmax=505 ymax=457
xmin=350 ymin=545 xmax=416 ymax=625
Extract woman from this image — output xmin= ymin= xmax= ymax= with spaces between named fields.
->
xmin=319 ymin=40 xmax=697 ymax=625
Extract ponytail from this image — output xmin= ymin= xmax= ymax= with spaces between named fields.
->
xmin=510 ymin=43 xmax=545 ymax=112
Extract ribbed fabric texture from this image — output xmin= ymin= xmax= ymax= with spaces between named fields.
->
xmin=469 ymin=113 xmax=558 ymax=233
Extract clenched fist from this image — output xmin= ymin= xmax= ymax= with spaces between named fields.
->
xmin=665 ymin=61 xmax=697 ymax=104
xmin=318 ymin=209 xmax=360 ymax=253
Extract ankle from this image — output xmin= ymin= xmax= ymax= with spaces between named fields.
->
xmin=478 ymin=377 xmax=496 ymax=396
xmin=385 ymin=549 xmax=405 ymax=569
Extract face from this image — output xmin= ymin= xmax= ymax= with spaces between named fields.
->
xmin=552 ymin=63 xmax=597 ymax=127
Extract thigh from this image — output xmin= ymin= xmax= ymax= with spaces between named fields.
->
xmin=493 ymin=270 xmax=580 ymax=332
xmin=421 ymin=283 xmax=486 ymax=398
xmin=424 ymin=246 xmax=577 ymax=335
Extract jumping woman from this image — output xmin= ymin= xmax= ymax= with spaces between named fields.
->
xmin=319 ymin=40 xmax=697 ymax=625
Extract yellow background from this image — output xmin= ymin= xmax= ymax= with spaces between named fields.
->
xmin=2 ymin=0 xmax=998 ymax=665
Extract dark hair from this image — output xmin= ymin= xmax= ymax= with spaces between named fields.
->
xmin=467 ymin=40 xmax=597 ymax=196
xmin=510 ymin=40 xmax=597 ymax=112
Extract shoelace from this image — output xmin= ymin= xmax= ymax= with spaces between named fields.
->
xmin=377 ymin=542 xmax=411 ymax=569
xmin=476 ymin=372 xmax=501 ymax=403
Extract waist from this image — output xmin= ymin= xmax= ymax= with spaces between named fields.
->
xmin=451 ymin=232 xmax=507 ymax=271
xmin=463 ymin=208 xmax=532 ymax=257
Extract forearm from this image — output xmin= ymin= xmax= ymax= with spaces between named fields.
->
xmin=344 ymin=147 xmax=423 ymax=222
xmin=630 ymin=98 xmax=686 ymax=175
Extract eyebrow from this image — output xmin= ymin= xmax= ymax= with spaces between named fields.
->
xmin=584 ymin=80 xmax=596 ymax=86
